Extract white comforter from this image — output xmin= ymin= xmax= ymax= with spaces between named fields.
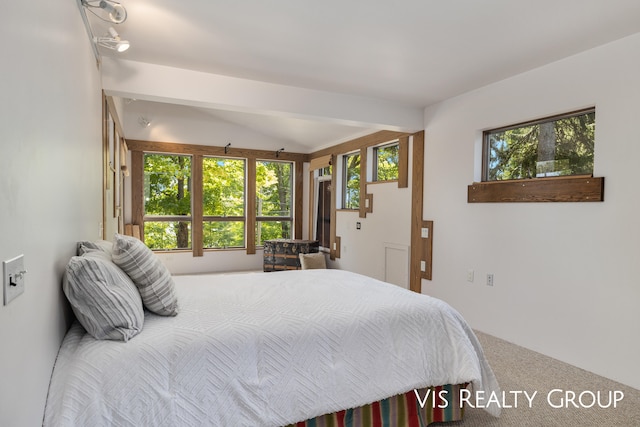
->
xmin=44 ymin=269 xmax=500 ymax=426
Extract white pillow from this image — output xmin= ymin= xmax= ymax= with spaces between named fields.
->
xmin=77 ymin=240 xmax=114 ymax=257
xmin=112 ymin=233 xmax=179 ymax=316
xmin=299 ymin=252 xmax=327 ymax=270
xmin=64 ymin=252 xmax=144 ymax=341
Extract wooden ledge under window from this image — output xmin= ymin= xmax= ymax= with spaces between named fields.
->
xmin=468 ymin=175 xmax=604 ymax=203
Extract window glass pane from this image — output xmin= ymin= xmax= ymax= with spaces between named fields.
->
xmin=144 ymin=154 xmax=191 ymax=216
xmin=203 ymin=221 xmax=245 ymax=249
xmin=203 ymin=157 xmax=245 ymax=216
xmin=319 ymin=165 xmax=332 ymax=176
xmin=486 ymin=110 xmax=595 ymax=181
xmin=256 ymin=161 xmax=292 ymax=217
xmin=375 ymin=143 xmax=399 ymax=181
xmin=256 ymin=220 xmax=292 ymax=246
xmin=144 ymin=221 xmax=191 ymax=250
xmin=343 ymin=153 xmax=360 ymax=209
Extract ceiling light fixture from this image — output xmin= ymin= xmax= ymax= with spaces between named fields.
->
xmin=81 ymin=0 xmax=127 ymax=24
xmin=138 ymin=116 xmax=151 ymax=127
xmin=95 ymin=27 xmax=130 ymax=52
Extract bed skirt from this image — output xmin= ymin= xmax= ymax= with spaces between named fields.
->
xmin=286 ymin=383 xmax=468 ymax=427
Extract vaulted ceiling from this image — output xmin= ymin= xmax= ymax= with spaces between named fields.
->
xmin=84 ymin=0 xmax=640 ymax=151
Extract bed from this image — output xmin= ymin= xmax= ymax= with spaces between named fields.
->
xmin=44 ymin=237 xmax=500 ymax=427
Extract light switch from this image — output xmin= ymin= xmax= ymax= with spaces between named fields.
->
xmin=421 ymin=227 xmax=429 ymax=238
xmin=3 ymin=255 xmax=26 ymax=306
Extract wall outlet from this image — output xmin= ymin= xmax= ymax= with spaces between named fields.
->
xmin=3 ymin=255 xmax=26 ymax=305
xmin=486 ymin=273 xmax=494 ymax=286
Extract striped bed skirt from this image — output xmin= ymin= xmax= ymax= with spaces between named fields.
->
xmin=286 ymin=384 xmax=468 ymax=427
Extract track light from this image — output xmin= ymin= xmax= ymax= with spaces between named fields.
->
xmin=82 ymin=0 xmax=127 ymax=24
xmin=276 ymin=148 xmax=285 ymax=158
xmin=138 ymin=116 xmax=151 ymax=127
xmin=95 ymin=27 xmax=130 ymax=52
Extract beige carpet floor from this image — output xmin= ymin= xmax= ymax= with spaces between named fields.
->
xmin=438 ymin=331 xmax=640 ymax=426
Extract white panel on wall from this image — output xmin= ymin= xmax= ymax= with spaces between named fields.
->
xmin=384 ymin=243 xmax=409 ymax=289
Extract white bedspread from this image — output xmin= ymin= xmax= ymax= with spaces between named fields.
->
xmin=44 ymin=269 xmax=500 ymax=426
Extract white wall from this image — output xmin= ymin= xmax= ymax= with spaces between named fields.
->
xmin=422 ymin=34 xmax=640 ymax=389
xmin=0 ymin=2 xmax=103 ymax=426
xmin=331 ymin=179 xmax=413 ymax=286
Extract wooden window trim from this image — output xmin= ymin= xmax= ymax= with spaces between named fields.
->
xmin=128 ymin=140 xmax=305 ymax=256
xmin=409 ymin=131 xmax=425 ymax=292
xmin=468 ymin=175 xmax=604 ymax=203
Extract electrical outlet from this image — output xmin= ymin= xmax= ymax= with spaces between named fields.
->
xmin=3 ymin=255 xmax=26 ymax=305
xmin=486 ymin=273 xmax=494 ymax=286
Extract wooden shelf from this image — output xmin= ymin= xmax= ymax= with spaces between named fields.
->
xmin=468 ymin=176 xmax=604 ymax=203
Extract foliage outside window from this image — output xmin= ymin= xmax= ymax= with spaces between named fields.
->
xmin=484 ymin=109 xmax=595 ymax=181
xmin=343 ymin=152 xmax=360 ymax=209
xmin=203 ymin=157 xmax=246 ymax=249
xmin=143 ymin=154 xmax=192 ymax=250
xmin=256 ymin=161 xmax=293 ymax=246
xmin=374 ymin=142 xmax=399 ymax=181
xmin=142 ymin=153 xmax=295 ymax=251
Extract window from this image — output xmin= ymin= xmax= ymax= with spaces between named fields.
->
xmin=131 ymin=142 xmax=305 ymax=254
xmin=484 ymin=109 xmax=595 ymax=181
xmin=255 ymin=160 xmax=293 ymax=246
xmin=373 ymin=141 xmax=399 ymax=181
xmin=202 ymin=157 xmax=246 ymax=249
xmin=342 ymin=152 xmax=360 ymax=209
xmin=143 ymin=154 xmax=192 ymax=250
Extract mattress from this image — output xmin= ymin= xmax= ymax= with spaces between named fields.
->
xmin=44 ymin=269 xmax=500 ymax=426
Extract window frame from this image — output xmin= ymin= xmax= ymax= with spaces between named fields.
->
xmin=142 ymin=153 xmax=194 ymax=251
xmin=469 ymin=108 xmax=603 ymax=203
xmin=255 ymin=159 xmax=294 ymax=247
xmin=482 ymin=108 xmax=595 ymax=182
xmin=202 ymin=156 xmax=247 ymax=250
xmin=129 ymin=140 xmax=306 ymax=256
xmin=372 ymin=140 xmax=400 ymax=182
xmin=342 ymin=151 xmax=361 ymax=210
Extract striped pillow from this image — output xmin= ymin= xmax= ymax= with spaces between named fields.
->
xmin=63 ymin=252 xmax=144 ymax=341
xmin=112 ymin=233 xmax=179 ymax=316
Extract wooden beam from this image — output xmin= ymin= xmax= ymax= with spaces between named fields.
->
xmin=246 ymin=158 xmax=257 ymax=254
xmin=130 ymin=150 xmax=144 ymax=238
xmin=398 ymin=136 xmax=409 ymax=188
xmin=410 ymin=131 xmax=425 ymax=293
xmin=359 ymin=147 xmax=367 ymax=218
xmin=309 ymin=130 xmax=410 ymax=159
xmin=468 ymin=176 xmax=604 ymax=203
xmin=330 ymin=154 xmax=338 ymax=260
xmin=127 ymin=139 xmax=309 ymax=163
xmin=421 ymin=220 xmax=433 ymax=280
xmin=191 ymin=155 xmax=203 ymax=256
xmin=294 ymin=160 xmax=304 ymax=239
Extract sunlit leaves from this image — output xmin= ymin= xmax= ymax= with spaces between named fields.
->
xmin=487 ymin=110 xmax=595 ymax=181
xmin=256 ymin=161 xmax=292 ymax=245
xmin=344 ymin=153 xmax=360 ymax=209
xmin=375 ymin=143 xmax=399 ymax=181
xmin=143 ymin=154 xmax=293 ymax=250
xmin=144 ymin=154 xmax=191 ymax=216
xmin=203 ymin=157 xmax=245 ymax=216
